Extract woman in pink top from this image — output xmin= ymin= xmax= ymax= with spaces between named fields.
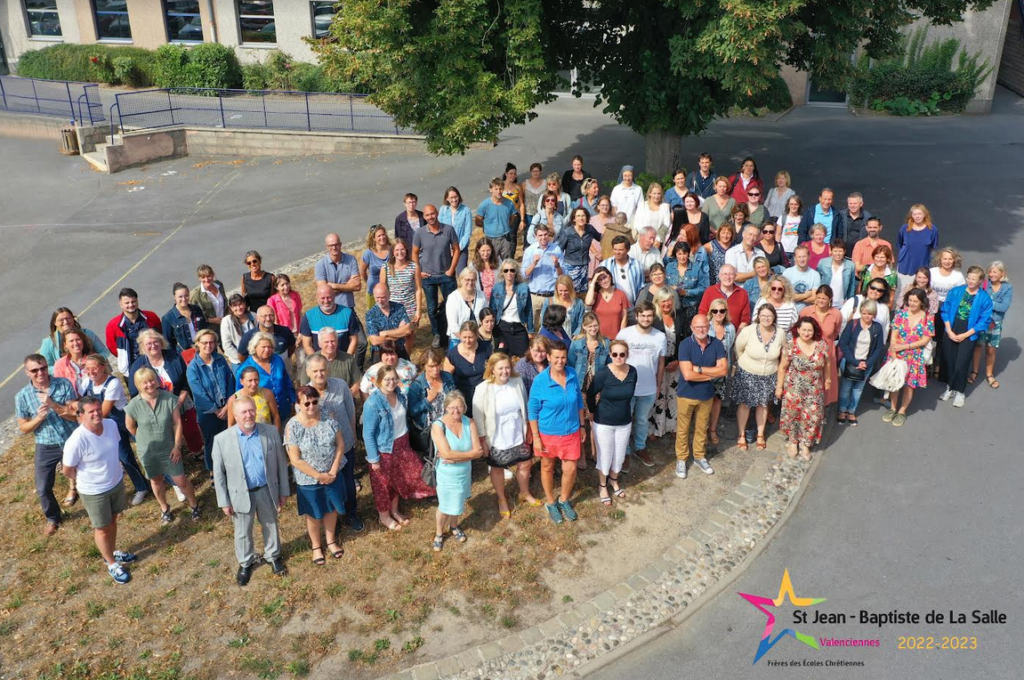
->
xmin=267 ymin=273 xmax=303 ymax=335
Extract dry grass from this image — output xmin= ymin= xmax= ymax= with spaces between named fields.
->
xmin=0 ymin=250 xmax=689 ymax=680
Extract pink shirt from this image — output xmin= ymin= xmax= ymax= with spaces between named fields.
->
xmin=267 ymin=291 xmax=303 ymax=333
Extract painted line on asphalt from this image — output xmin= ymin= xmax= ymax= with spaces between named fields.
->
xmin=0 ymin=169 xmax=242 ymax=393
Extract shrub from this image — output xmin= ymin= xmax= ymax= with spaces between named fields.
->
xmin=16 ymin=44 xmax=157 ymax=86
xmin=153 ymin=44 xmax=190 ymax=88
xmin=847 ymin=25 xmax=992 ymax=115
xmin=184 ymin=43 xmax=243 ymax=89
xmin=242 ymin=63 xmax=271 ymax=91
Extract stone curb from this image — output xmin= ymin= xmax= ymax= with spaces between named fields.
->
xmin=380 ymin=413 xmax=836 ymax=680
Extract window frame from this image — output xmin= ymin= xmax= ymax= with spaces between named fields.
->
xmin=164 ymin=0 xmax=204 ymax=44
xmin=92 ymin=0 xmax=133 ymax=42
xmin=310 ymin=1 xmax=335 ymax=40
xmin=237 ymin=0 xmax=276 ymax=46
xmin=24 ymin=0 xmax=63 ymax=40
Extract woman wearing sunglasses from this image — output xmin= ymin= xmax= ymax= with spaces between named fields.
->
xmin=240 ymin=250 xmax=276 ymax=312
xmin=753 ymin=275 xmax=799 ymax=337
xmin=488 ymin=258 xmax=534 ymax=358
xmin=706 ymin=299 xmax=736 ymax=446
xmin=586 ymin=340 xmax=636 ymax=505
xmin=757 ymin=221 xmax=789 ymax=272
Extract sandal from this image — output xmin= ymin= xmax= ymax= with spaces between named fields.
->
xmin=837 ymin=412 xmax=847 ymax=424
xmin=311 ymin=545 xmax=326 ymax=566
xmin=967 ymin=371 xmax=978 ymax=384
xmin=609 ymin=474 xmax=625 ymax=498
xmin=755 ymin=435 xmax=767 ymax=451
xmin=450 ymin=526 xmax=467 ymax=543
xmin=381 ymin=517 xmax=402 ymax=531
xmin=847 ymin=416 xmax=858 ymax=427
xmin=326 ymin=542 xmax=344 ymax=559
xmin=520 ymin=496 xmax=543 ymax=507
xmin=598 ymin=483 xmax=612 ymax=506
xmin=799 ymin=448 xmax=813 ymax=462
xmin=737 ymin=437 xmax=748 ymax=451
xmin=986 ymin=375 xmax=1000 ymax=389
xmin=786 ymin=443 xmax=798 ymax=459
xmin=432 ymin=535 xmax=444 ymax=552
xmin=394 ymin=515 xmax=411 ymax=527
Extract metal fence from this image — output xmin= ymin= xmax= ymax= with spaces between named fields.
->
xmin=114 ymin=88 xmax=412 ymax=135
xmin=0 ymin=75 xmax=104 ymax=124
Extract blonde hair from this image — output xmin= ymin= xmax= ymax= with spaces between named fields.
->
xmin=646 ymin=183 xmax=663 ymax=200
xmin=442 ymin=390 xmax=467 ymax=412
xmin=652 ymin=287 xmax=677 ymax=313
xmin=609 ymin=339 xmax=629 ymax=356
xmin=987 ymin=260 xmax=1008 ymax=282
xmin=483 ymin=352 xmax=519 ymax=382
xmin=132 ymin=367 xmax=158 ymax=390
xmin=553 ymin=275 xmax=576 ymax=305
xmin=774 ymin=170 xmax=791 ymax=187
xmin=194 ymin=329 xmax=218 ymax=346
xmin=247 ymin=331 xmax=276 ymax=356
xmin=931 ymin=246 xmax=963 ymax=271
xmin=761 ymin=274 xmax=794 ymax=303
xmin=366 ymin=224 xmax=391 ymax=251
xmin=905 ymin=203 xmax=934 ymax=229
xmin=136 ymin=329 xmax=168 ymax=353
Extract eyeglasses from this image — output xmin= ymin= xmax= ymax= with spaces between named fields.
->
xmin=770 ymin=286 xmax=785 ymax=292
xmin=762 ymin=229 xmax=775 ymax=235
xmin=747 ymin=192 xmax=760 ymax=197
xmin=502 ymin=268 xmax=516 ymax=273
xmin=545 ymin=198 xmax=557 ymax=203
xmin=27 ymin=366 xmax=47 ymax=374
xmin=302 ymin=400 xmax=319 ymax=407
xmin=869 ymin=287 xmax=886 ymax=293
xmin=710 ymin=309 xmax=728 ymax=315
xmin=610 ymin=352 xmax=627 ymax=358
xmin=326 ymin=243 xmax=341 ymax=249
xmin=246 ymin=259 xmax=259 ymax=265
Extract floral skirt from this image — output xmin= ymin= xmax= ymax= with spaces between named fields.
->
xmin=648 ymin=371 xmax=679 ymax=437
xmin=367 ymin=434 xmax=436 ymax=513
xmin=730 ymin=368 xmax=776 ymax=408
xmin=563 ymin=262 xmax=590 ymax=293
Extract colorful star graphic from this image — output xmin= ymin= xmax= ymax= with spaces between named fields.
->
xmin=739 ymin=569 xmax=827 ymax=664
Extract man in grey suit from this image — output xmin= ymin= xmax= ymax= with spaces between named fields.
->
xmin=212 ymin=397 xmax=291 ymax=586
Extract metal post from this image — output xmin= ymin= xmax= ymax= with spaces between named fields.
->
xmin=0 ymin=77 xmax=8 ymax=110
xmin=168 ymin=90 xmax=175 ymax=126
xmin=31 ymin=78 xmax=40 ymax=113
xmin=305 ymin=92 xmax=311 ymax=131
xmin=219 ymin=92 xmax=226 ymax=128
xmin=65 ymin=82 xmax=74 ymax=122
xmin=349 ymin=95 xmax=354 ymax=131
xmin=262 ymin=91 xmax=268 ymax=128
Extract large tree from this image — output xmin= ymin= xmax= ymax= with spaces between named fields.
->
xmin=313 ymin=0 xmax=995 ymax=171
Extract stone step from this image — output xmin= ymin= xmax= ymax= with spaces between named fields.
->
xmin=82 ymin=148 xmax=109 ymax=173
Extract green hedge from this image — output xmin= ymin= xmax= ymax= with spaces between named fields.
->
xmin=153 ymin=44 xmax=242 ymax=89
xmin=240 ymin=50 xmax=365 ymax=93
xmin=16 ymin=44 xmax=158 ymax=86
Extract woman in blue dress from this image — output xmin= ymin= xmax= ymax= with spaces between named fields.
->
xmin=705 ymin=221 xmax=734 ymax=286
xmin=430 ymin=391 xmax=483 ymax=551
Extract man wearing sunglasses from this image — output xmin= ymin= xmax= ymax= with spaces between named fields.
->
xmin=16 ymin=354 xmax=79 ymax=536
xmin=675 ymin=314 xmax=728 ymax=479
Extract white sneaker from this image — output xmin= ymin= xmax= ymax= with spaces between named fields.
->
xmin=952 ymin=392 xmax=965 ymax=408
xmin=675 ymin=461 xmax=687 ymax=479
xmin=173 ymin=486 xmax=187 ymax=503
xmin=940 ymin=387 xmax=954 ymax=402
xmin=131 ymin=490 xmax=149 ymax=506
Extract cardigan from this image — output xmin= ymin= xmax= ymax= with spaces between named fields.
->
xmin=734 ymin=323 xmax=786 ymax=376
xmin=838 ymin=319 xmax=886 ymax=377
xmin=472 ymin=376 xmax=528 ymax=442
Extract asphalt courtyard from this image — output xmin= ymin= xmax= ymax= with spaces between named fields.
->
xmin=1 ymin=88 xmax=1023 ymax=679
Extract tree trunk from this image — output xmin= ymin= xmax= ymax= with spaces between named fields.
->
xmin=644 ymin=129 xmax=683 ymax=177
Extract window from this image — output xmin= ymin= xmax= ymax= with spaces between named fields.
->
xmin=26 ymin=0 xmax=62 ymax=38
xmin=238 ymin=0 xmax=275 ymax=44
xmin=93 ymin=0 xmax=132 ymax=40
xmin=165 ymin=0 xmax=203 ymax=42
xmin=310 ymin=1 xmax=335 ymax=40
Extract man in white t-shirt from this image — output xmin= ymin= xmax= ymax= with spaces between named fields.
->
xmin=628 ymin=227 xmax=663 ymax=277
xmin=724 ymin=223 xmax=767 ymax=283
xmin=62 ymin=397 xmax=137 ymax=584
xmin=782 ymin=246 xmax=822 ymax=311
xmin=617 ymin=302 xmax=666 ymax=469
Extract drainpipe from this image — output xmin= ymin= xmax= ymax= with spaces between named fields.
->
xmin=202 ymin=0 xmax=218 ymax=43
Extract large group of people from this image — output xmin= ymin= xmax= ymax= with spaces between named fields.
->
xmin=17 ymin=153 xmax=1013 ymax=586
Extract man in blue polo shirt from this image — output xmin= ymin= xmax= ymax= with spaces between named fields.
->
xmin=797 ymin=188 xmax=836 ymax=243
xmin=475 ymin=177 xmax=517 ymax=262
xmin=314 ymin=232 xmax=368 ymax=368
xmin=674 ymin=314 xmax=727 ymax=480
xmin=300 ymin=283 xmax=358 ymax=355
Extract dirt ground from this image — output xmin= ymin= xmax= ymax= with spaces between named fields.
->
xmin=0 ymin=255 xmax=753 ymax=680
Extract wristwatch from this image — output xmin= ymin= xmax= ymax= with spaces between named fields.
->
xmin=695 ymin=365 xmax=703 ymax=374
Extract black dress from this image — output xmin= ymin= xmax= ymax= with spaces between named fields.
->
xmin=243 ymin=272 xmax=275 ymax=311
xmin=446 ymin=345 xmax=492 ymax=416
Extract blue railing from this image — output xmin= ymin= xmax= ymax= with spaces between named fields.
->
xmin=114 ymin=88 xmax=412 ymax=135
xmin=0 ymin=75 xmax=104 ymax=124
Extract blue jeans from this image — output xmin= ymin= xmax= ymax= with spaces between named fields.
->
xmin=197 ymin=411 xmax=228 ymax=471
xmin=422 ymin=275 xmax=456 ymax=338
xmin=629 ymin=394 xmax=656 ymax=454
xmin=838 ymin=377 xmax=867 ymax=414
xmin=341 ymin=447 xmax=360 ymax=520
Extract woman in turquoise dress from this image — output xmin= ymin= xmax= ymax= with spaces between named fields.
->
xmin=430 ymin=391 xmax=483 ymax=551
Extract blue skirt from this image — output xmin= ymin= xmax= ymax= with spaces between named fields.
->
xmin=295 ymin=475 xmax=347 ymax=519
xmin=436 ymin=459 xmax=472 ymax=515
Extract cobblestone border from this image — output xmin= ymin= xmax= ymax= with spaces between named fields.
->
xmin=381 ymin=423 xmax=829 ymax=680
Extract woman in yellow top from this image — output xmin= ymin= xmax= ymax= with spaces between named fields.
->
xmin=503 ymin=163 xmax=527 ymax=248
xmin=226 ymin=365 xmax=281 ymax=431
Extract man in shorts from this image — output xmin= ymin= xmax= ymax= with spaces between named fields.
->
xmin=62 ymin=396 xmax=137 ymax=584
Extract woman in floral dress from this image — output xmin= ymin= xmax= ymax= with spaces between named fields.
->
xmin=883 ymin=289 xmax=935 ymax=427
xmin=800 ymin=285 xmax=843 ymax=406
xmin=776 ymin=317 xmax=831 ymax=461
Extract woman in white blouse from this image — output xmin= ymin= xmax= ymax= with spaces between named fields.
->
xmin=610 ymin=165 xmax=644 ymax=225
xmin=473 ymin=353 xmax=539 ymax=517
xmin=632 ymin=183 xmax=672 ymax=244
xmin=445 ymin=267 xmax=488 ymax=348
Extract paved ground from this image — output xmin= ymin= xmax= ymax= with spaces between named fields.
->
xmin=589 ymin=88 xmax=1024 ymax=679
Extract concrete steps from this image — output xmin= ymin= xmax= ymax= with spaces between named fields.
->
xmin=82 ymin=143 xmax=109 ymax=172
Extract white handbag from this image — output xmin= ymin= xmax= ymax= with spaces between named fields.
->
xmin=869 ymin=357 xmax=909 ymax=393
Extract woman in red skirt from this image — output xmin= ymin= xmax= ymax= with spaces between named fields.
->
xmin=362 ymin=366 xmax=435 ymax=530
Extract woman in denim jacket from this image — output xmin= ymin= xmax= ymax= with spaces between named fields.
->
xmin=972 ymin=261 xmax=1013 ymax=389
xmin=362 ymin=366 xmax=435 ymax=530
xmin=489 ymin=259 xmax=535 ymax=358
xmin=665 ymin=237 xmax=710 ymax=332
xmin=162 ymin=282 xmax=208 ymax=354
xmin=568 ymin=312 xmax=610 ymax=470
xmin=186 ymin=329 xmax=235 ymax=469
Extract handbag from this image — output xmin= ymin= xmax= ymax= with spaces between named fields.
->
xmin=842 ymin=361 xmax=866 ymax=382
xmin=419 ymin=448 xmax=437 ymax=488
xmin=869 ymin=357 xmax=908 ymax=393
xmin=921 ymin=340 xmax=935 ymax=366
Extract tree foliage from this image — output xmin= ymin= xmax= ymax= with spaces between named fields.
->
xmin=313 ymin=0 xmax=996 ymax=155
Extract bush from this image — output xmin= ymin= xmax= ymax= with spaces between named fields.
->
xmin=153 ymin=44 xmax=190 ymax=89
xmin=16 ymin=44 xmax=157 ymax=86
xmin=183 ymin=43 xmax=242 ymax=89
xmin=847 ymin=26 xmax=992 ymax=115
xmin=241 ymin=63 xmax=270 ymax=91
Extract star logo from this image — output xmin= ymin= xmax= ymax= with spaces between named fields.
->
xmin=739 ymin=569 xmax=826 ymax=664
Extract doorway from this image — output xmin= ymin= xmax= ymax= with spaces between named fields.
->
xmin=806 ymin=76 xmax=847 ymax=106
xmin=0 ymin=29 xmax=9 ymax=75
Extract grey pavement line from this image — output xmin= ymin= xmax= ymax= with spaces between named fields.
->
xmin=382 ymin=417 xmax=834 ymax=680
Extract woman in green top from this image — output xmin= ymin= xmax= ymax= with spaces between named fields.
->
xmin=125 ymin=367 xmax=200 ymax=524
xmin=702 ymin=176 xmax=737 ymax=234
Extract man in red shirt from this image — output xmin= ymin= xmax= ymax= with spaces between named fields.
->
xmin=105 ymin=288 xmax=160 ymax=375
xmin=851 ymin=217 xmax=893 ymax=279
xmin=698 ymin=265 xmax=750 ymax=332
